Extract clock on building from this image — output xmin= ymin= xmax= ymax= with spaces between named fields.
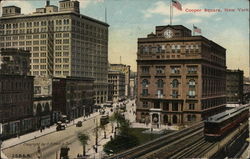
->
xmin=164 ymin=29 xmax=174 ymax=38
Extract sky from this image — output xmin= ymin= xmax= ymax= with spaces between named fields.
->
xmin=1 ymin=0 xmax=249 ymax=76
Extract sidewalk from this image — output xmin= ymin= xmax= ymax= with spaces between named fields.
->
xmin=1 ymin=112 xmax=100 ymax=151
xmin=84 ymin=123 xmax=115 ymax=159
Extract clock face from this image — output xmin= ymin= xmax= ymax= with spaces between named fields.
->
xmin=164 ymin=29 xmax=173 ymax=38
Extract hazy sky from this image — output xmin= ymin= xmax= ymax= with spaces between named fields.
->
xmin=2 ymin=0 xmax=249 ymax=75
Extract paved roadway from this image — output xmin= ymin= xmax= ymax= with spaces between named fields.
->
xmin=2 ymin=99 xmax=136 ymax=159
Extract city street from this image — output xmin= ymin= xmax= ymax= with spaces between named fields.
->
xmin=1 ymin=100 xmax=135 ymax=159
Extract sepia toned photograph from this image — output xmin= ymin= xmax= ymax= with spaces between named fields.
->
xmin=0 ymin=0 xmax=249 ymax=158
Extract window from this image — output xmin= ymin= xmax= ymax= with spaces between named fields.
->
xmin=154 ymin=101 xmax=160 ymax=109
xmin=163 ymin=102 xmax=169 ymax=110
xmin=172 ymin=102 xmax=178 ymax=111
xmin=171 ymin=66 xmax=180 ymax=74
xmin=157 ymin=89 xmax=163 ymax=98
xmin=172 ymin=90 xmax=178 ymax=98
xmin=189 ymin=103 xmax=195 ymax=110
xmin=142 ymin=89 xmax=148 ymax=96
xmin=157 ymin=79 xmax=164 ymax=88
xmin=156 ymin=66 xmax=165 ymax=74
xmin=188 ymin=90 xmax=196 ymax=98
xmin=188 ymin=66 xmax=197 ymax=74
xmin=172 ymin=79 xmax=179 ymax=88
xmin=142 ymin=101 xmax=148 ymax=108
xmin=141 ymin=66 xmax=149 ymax=74
xmin=189 ymin=80 xmax=196 ymax=88
xmin=142 ymin=79 xmax=149 ymax=88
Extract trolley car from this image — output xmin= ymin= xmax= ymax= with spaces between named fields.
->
xmin=204 ymin=105 xmax=249 ymax=140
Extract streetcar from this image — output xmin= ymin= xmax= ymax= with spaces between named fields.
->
xmin=204 ymin=105 xmax=249 ymax=140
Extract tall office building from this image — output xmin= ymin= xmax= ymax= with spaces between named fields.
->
xmin=0 ymin=0 xmax=109 ymax=104
xmin=136 ymin=25 xmax=227 ymax=127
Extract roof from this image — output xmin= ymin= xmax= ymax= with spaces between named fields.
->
xmin=205 ymin=105 xmax=249 ymax=123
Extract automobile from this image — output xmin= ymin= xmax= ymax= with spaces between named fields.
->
xmin=76 ymin=121 xmax=82 ymax=127
xmin=56 ymin=123 xmax=66 ymax=131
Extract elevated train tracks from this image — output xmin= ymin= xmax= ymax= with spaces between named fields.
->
xmin=107 ymin=104 xmax=250 ymax=159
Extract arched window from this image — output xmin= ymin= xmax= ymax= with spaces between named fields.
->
xmin=157 ymin=79 xmax=164 ymax=88
xmin=142 ymin=79 xmax=149 ymax=88
xmin=37 ymin=103 xmax=42 ymax=116
xmin=187 ymin=115 xmax=191 ymax=121
xmin=172 ymin=79 xmax=179 ymax=88
xmin=189 ymin=79 xmax=195 ymax=88
xmin=163 ymin=115 xmax=168 ymax=124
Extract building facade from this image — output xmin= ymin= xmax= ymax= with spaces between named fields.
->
xmin=130 ymin=71 xmax=137 ymax=99
xmin=52 ymin=76 xmax=94 ymax=120
xmin=136 ymin=25 xmax=227 ymax=127
xmin=0 ymin=48 xmax=30 ymax=75
xmin=33 ymin=76 xmax=53 ymax=128
xmin=226 ymin=69 xmax=243 ymax=105
xmin=108 ymin=70 xmax=125 ymax=102
xmin=110 ymin=64 xmax=130 ymax=98
xmin=0 ymin=0 xmax=109 ymax=104
xmin=0 ymin=48 xmax=35 ymax=139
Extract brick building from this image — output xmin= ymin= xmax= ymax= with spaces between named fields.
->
xmin=108 ymin=70 xmax=125 ymax=102
xmin=136 ymin=25 xmax=227 ymax=127
xmin=52 ymin=77 xmax=94 ymax=120
xmin=0 ymin=49 xmax=34 ymax=138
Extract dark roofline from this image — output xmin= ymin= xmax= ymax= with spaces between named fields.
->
xmin=53 ymin=76 xmax=94 ymax=81
xmin=3 ymin=6 xmax=21 ymax=8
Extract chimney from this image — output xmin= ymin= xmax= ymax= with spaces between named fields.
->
xmin=46 ymin=0 xmax=50 ymax=6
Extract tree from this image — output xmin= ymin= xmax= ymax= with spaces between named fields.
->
xmin=77 ymin=133 xmax=89 ymax=156
xmin=100 ymin=124 xmax=107 ymax=139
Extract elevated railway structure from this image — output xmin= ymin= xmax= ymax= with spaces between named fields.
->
xmin=107 ymin=104 xmax=250 ymax=159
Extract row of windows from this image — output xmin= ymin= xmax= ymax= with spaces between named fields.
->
xmin=142 ymin=79 xmax=196 ymax=88
xmin=0 ymin=19 xmax=70 ymax=29
xmin=141 ymin=66 xmax=198 ymax=74
xmin=142 ymin=101 xmax=196 ymax=111
xmin=0 ymin=80 xmax=32 ymax=92
xmin=139 ymin=44 xmax=200 ymax=54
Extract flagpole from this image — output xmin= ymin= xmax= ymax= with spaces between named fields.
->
xmin=171 ymin=0 xmax=173 ymax=25
xmin=193 ymin=24 xmax=195 ymax=36
xmin=170 ymin=0 xmax=172 ymax=25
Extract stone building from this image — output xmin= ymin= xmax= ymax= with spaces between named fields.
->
xmin=110 ymin=64 xmax=130 ymax=98
xmin=108 ymin=70 xmax=125 ymax=102
xmin=226 ymin=69 xmax=244 ymax=105
xmin=33 ymin=76 xmax=53 ymax=127
xmin=136 ymin=25 xmax=227 ymax=127
xmin=52 ymin=77 xmax=94 ymax=120
xmin=0 ymin=0 xmax=109 ymax=104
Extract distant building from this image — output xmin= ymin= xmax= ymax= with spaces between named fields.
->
xmin=110 ymin=64 xmax=130 ymax=98
xmin=108 ymin=70 xmax=125 ymax=102
xmin=136 ymin=25 xmax=227 ymax=127
xmin=130 ymin=71 xmax=137 ymax=99
xmin=0 ymin=49 xmax=34 ymax=139
xmin=226 ymin=69 xmax=244 ymax=105
xmin=0 ymin=0 xmax=109 ymax=105
xmin=0 ymin=48 xmax=30 ymax=75
xmin=52 ymin=77 xmax=94 ymax=120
